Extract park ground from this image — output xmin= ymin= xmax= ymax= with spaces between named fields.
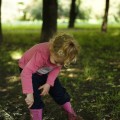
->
xmin=0 ymin=23 xmax=120 ymax=120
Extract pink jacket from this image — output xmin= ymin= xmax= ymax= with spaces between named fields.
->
xmin=19 ymin=42 xmax=61 ymax=94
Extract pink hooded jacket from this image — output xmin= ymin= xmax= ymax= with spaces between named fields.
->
xmin=19 ymin=42 xmax=61 ymax=94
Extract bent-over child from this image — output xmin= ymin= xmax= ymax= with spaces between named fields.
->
xmin=19 ymin=33 xmax=83 ymax=120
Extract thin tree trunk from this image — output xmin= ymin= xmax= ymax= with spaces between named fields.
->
xmin=40 ymin=0 xmax=58 ymax=42
xmin=0 ymin=0 xmax=3 ymax=44
xmin=101 ymin=0 xmax=110 ymax=32
xmin=68 ymin=0 xmax=77 ymax=28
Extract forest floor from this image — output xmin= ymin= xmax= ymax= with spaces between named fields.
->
xmin=0 ymin=24 xmax=120 ymax=120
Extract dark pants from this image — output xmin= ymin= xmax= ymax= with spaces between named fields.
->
xmin=19 ymin=68 xmax=70 ymax=109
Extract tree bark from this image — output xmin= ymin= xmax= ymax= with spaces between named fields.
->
xmin=68 ymin=0 xmax=77 ymax=28
xmin=101 ymin=0 xmax=110 ymax=32
xmin=40 ymin=0 xmax=58 ymax=42
xmin=0 ymin=0 xmax=3 ymax=44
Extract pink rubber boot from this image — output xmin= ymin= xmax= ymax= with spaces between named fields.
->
xmin=61 ymin=102 xmax=83 ymax=120
xmin=30 ymin=109 xmax=42 ymax=120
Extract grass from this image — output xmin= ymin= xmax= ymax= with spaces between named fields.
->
xmin=0 ymin=23 xmax=120 ymax=120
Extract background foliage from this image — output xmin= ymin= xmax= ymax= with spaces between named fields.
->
xmin=2 ymin=0 xmax=120 ymax=23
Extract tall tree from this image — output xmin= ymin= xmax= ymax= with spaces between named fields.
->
xmin=40 ymin=0 xmax=58 ymax=42
xmin=101 ymin=0 xmax=110 ymax=32
xmin=68 ymin=0 xmax=77 ymax=28
xmin=0 ymin=0 xmax=2 ymax=44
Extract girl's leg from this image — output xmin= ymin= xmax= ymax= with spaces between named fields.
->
xmin=29 ymin=73 xmax=47 ymax=120
xmin=61 ymin=102 xmax=83 ymax=120
xmin=49 ymin=77 xmax=70 ymax=105
xmin=19 ymin=68 xmax=46 ymax=120
xmin=49 ymin=78 xmax=83 ymax=120
xmin=61 ymin=102 xmax=76 ymax=116
xmin=30 ymin=109 xmax=42 ymax=120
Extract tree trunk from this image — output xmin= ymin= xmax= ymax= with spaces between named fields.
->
xmin=101 ymin=0 xmax=110 ymax=32
xmin=40 ymin=0 xmax=58 ymax=42
xmin=68 ymin=0 xmax=77 ymax=28
xmin=0 ymin=0 xmax=3 ymax=44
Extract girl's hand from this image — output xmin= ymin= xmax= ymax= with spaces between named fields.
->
xmin=25 ymin=93 xmax=34 ymax=108
xmin=38 ymin=83 xmax=50 ymax=96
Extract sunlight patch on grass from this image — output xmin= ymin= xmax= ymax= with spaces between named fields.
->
xmin=60 ymin=72 xmax=66 ymax=76
xmin=68 ymin=73 xmax=78 ymax=78
xmin=60 ymin=68 xmax=82 ymax=78
xmin=66 ymin=68 xmax=81 ymax=72
xmin=111 ymin=31 xmax=120 ymax=36
xmin=82 ymin=60 xmax=99 ymax=81
xmin=60 ymin=72 xmax=78 ymax=78
xmin=83 ymin=66 xmax=97 ymax=81
xmin=10 ymin=51 xmax=23 ymax=60
xmin=6 ymin=76 xmax=20 ymax=83
xmin=0 ymin=87 xmax=7 ymax=92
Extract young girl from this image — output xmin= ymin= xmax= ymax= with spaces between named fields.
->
xmin=19 ymin=33 xmax=83 ymax=120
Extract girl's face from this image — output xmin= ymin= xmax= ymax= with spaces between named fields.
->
xmin=50 ymin=52 xmax=64 ymax=66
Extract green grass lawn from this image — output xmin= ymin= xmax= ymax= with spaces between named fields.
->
xmin=0 ymin=23 xmax=120 ymax=120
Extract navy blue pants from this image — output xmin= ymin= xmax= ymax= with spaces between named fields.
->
xmin=19 ymin=68 xmax=70 ymax=109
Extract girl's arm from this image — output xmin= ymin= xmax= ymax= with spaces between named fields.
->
xmin=46 ymin=66 xmax=61 ymax=86
xmin=20 ymin=51 xmax=44 ymax=94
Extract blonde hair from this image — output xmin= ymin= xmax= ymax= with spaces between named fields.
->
xmin=49 ymin=33 xmax=79 ymax=67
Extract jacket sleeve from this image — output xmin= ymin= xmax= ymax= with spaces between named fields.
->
xmin=20 ymin=51 xmax=44 ymax=94
xmin=46 ymin=66 xmax=61 ymax=86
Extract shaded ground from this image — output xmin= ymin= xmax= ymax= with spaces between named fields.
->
xmin=0 ymin=26 xmax=120 ymax=120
